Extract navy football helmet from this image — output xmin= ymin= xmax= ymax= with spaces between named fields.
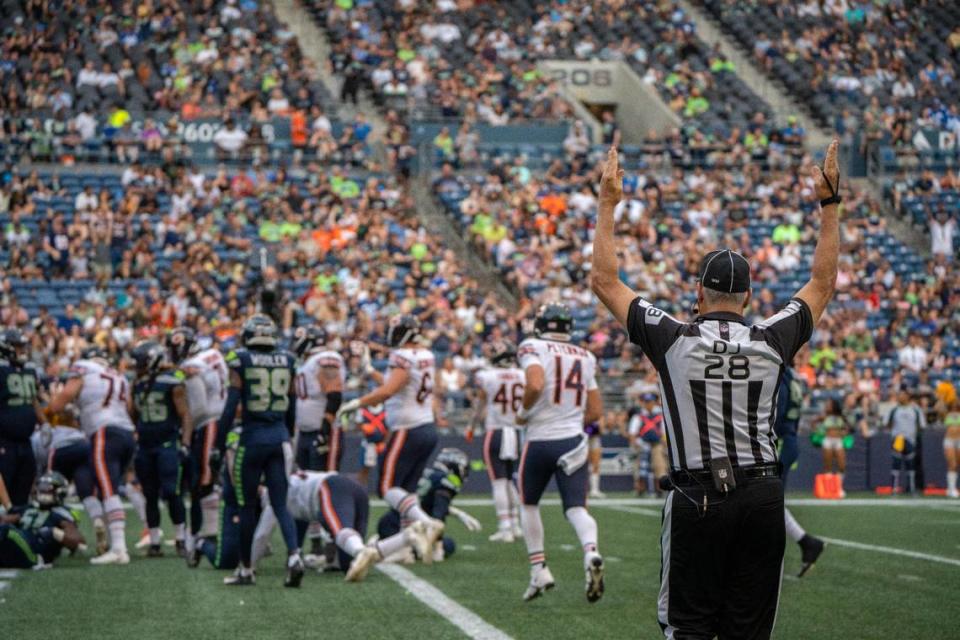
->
xmin=534 ymin=303 xmax=573 ymax=337
xmin=434 ymin=448 xmax=470 ymax=481
xmin=387 ymin=314 xmax=420 ymax=348
xmin=242 ymin=314 xmax=279 ymax=349
xmin=166 ymin=327 xmax=198 ymax=364
xmin=0 ymin=327 xmax=29 ymax=366
xmin=291 ymin=325 xmax=328 ymax=358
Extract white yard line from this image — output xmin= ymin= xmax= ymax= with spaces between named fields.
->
xmin=820 ymin=537 xmax=960 ymax=568
xmin=377 ymin=564 xmax=514 ymax=640
xmin=0 ymin=570 xmax=20 ymax=579
xmin=598 ymin=505 xmax=662 ymax=519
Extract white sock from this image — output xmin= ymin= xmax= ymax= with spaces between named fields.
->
xmin=565 ymin=506 xmax=598 ymax=555
xmin=335 ymin=528 xmax=365 ymax=557
xmin=104 ymin=495 xmax=127 ymax=553
xmin=891 ymin=470 xmax=900 ymax=490
xmin=521 ymin=505 xmax=545 ymax=568
xmin=200 ymin=491 xmax=220 ymax=537
xmin=784 ymin=508 xmax=806 ymax=542
xmin=83 ymin=496 xmax=104 ymax=522
xmin=385 ymin=487 xmax=430 ymax=525
xmin=175 ymin=523 xmax=186 ymax=542
xmin=125 ymin=483 xmax=147 ymax=526
xmin=378 ymin=530 xmax=412 ymax=558
xmin=491 ymin=479 xmax=512 ymax=531
xmin=907 ymin=471 xmax=916 ymax=492
xmin=149 ymin=527 xmax=162 ymax=545
xmin=508 ymin=481 xmax=521 ymax=527
xmin=948 ymin=471 xmax=958 ymax=492
xmin=589 ymin=472 xmax=600 ymax=494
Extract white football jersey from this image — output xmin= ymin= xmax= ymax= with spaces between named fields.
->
xmin=295 ymin=350 xmax=346 ymax=433
xmin=475 ymin=366 xmax=524 ymax=431
xmin=31 ymin=425 xmax=86 ymax=468
xmin=181 ymin=348 xmax=228 ymax=425
xmin=384 ymin=347 xmax=435 ymax=431
xmin=68 ymin=359 xmax=134 ymax=436
xmin=517 ymin=337 xmax=598 ymax=441
xmin=286 ymin=471 xmax=335 ymax=521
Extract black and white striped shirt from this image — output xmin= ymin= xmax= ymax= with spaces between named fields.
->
xmin=626 ymin=297 xmax=813 ymax=471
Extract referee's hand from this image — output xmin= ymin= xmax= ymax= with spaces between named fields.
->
xmin=812 ymin=138 xmax=841 ymax=201
xmin=599 ymin=146 xmax=624 ymax=206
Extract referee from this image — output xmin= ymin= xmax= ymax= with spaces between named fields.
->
xmin=591 ymin=141 xmax=841 ymax=639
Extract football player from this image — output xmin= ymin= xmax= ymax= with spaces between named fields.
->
xmin=252 ymin=470 xmax=432 ymax=582
xmin=291 ymin=325 xmax=345 ymax=560
xmin=191 ymin=428 xmax=242 ymax=571
xmin=0 ymin=328 xmax=43 ymax=509
xmin=0 ymin=471 xmax=85 ymax=568
xmin=130 ymin=341 xmax=193 ymax=557
xmin=336 ymin=315 xmax=444 ymax=549
xmin=218 ymin=314 xmax=304 ymax=587
xmin=48 ymin=346 xmax=136 ymax=565
xmin=30 ymin=423 xmax=94 ymax=514
xmin=470 ymin=340 xmax=524 ymax=542
xmin=377 ymin=448 xmax=481 ymax=562
xmin=167 ymin=327 xmax=228 ymax=546
xmin=516 ymin=303 xmax=605 ymax=603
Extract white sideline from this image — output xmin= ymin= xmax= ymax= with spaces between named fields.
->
xmin=363 ymin=497 xmax=960 ymax=508
xmin=0 ymin=570 xmax=19 ymax=579
xmin=377 ymin=564 xmax=514 ymax=640
xmin=820 ymin=538 xmax=960 ymax=568
xmin=0 ymin=581 xmax=9 ymax=592
xmin=599 ymin=505 xmax=662 ymax=518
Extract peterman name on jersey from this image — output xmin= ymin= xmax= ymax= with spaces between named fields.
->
xmin=66 ymin=359 xmax=134 ymax=436
xmin=295 ymin=350 xmax=345 ymax=432
xmin=182 ymin=348 xmax=228 ymax=426
xmin=517 ymin=338 xmax=598 ymax=441
xmin=384 ymin=347 xmax=435 ymax=431
xmin=475 ymin=367 xmax=524 ymax=431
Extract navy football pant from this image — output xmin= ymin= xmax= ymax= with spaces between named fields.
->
xmin=0 ymin=524 xmax=37 ymax=568
xmin=49 ymin=441 xmax=94 ymax=499
xmin=0 ymin=440 xmax=35 ymax=507
xmin=134 ymin=443 xmax=185 ymax=530
xmin=201 ymin=468 xmax=240 ymax=570
xmin=519 ymin=436 xmax=588 ymax=510
xmin=89 ymin=427 xmax=136 ymax=500
xmin=316 ymin=474 xmax=368 ymax=571
xmin=235 ymin=442 xmax=297 ymax=566
xmin=378 ymin=423 xmax=438 ymax=497
xmin=296 ymin=427 xmax=343 ymax=472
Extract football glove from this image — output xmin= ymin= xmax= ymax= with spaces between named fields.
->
xmin=313 ymin=432 xmax=330 ymax=456
xmin=178 ymin=444 xmax=191 ymax=464
xmin=336 ymin=398 xmax=362 ymax=422
xmin=449 ymin=506 xmax=482 ymax=532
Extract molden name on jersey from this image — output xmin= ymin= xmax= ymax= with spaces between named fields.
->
xmin=249 ymin=353 xmax=289 ymax=367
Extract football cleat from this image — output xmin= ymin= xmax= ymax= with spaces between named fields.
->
xmin=404 ymin=521 xmax=431 ymax=562
xmin=488 ymin=529 xmax=515 ymax=543
xmin=224 ymin=569 xmax=256 ymax=586
xmin=511 ymin=522 xmax=523 ymax=539
xmin=585 ymin=553 xmax=605 ymax=603
xmin=90 ymin=549 xmax=131 ymax=565
xmin=175 ymin=540 xmax=187 ymax=558
xmin=345 ymin=546 xmax=380 ymax=582
xmin=588 ymin=490 xmax=607 ymax=500
xmin=135 ymin=528 xmax=153 ymax=549
xmin=421 ymin=518 xmax=445 ymax=565
xmin=797 ymin=535 xmax=826 ymax=578
xmin=146 ymin=544 xmax=164 ymax=558
xmin=523 ymin=566 xmax=555 ymax=602
xmin=93 ymin=518 xmax=109 ymax=555
xmin=284 ymin=554 xmax=305 ymax=588
xmin=947 ymin=488 xmax=960 ymax=499
xmin=431 ymin=541 xmax=445 ymax=563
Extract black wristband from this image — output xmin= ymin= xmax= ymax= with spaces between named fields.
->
xmin=820 ymin=194 xmax=842 ymax=207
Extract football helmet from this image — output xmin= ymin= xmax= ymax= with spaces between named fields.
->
xmin=534 ymin=303 xmax=573 ymax=337
xmin=241 ymin=314 xmax=279 ymax=349
xmin=489 ymin=339 xmax=517 ymax=368
xmin=291 ymin=325 xmax=328 ymax=358
xmin=132 ymin=340 xmax=167 ymax=378
xmin=36 ymin=471 xmax=68 ymax=508
xmin=434 ymin=447 xmax=470 ymax=481
xmin=80 ymin=345 xmax=109 ymax=362
xmin=0 ymin=327 xmax=29 ymax=366
xmin=166 ymin=327 xmax=198 ymax=364
xmin=387 ymin=314 xmax=420 ymax=348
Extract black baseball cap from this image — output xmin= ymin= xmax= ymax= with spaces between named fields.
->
xmin=698 ymin=249 xmax=751 ymax=293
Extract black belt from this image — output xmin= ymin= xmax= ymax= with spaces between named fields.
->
xmin=670 ymin=463 xmax=781 ymax=487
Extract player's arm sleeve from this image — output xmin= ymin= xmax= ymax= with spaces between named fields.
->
xmin=431 ymin=487 xmax=455 ymax=521
xmin=625 ymin=296 xmax=683 ymax=368
xmin=285 ymin=357 xmax=297 ymax=437
xmin=753 ymin=298 xmax=814 ymax=364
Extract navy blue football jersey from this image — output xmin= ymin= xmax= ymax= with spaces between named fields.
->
xmin=0 ymin=360 xmax=40 ymax=441
xmin=417 ymin=466 xmax=463 ymax=521
xmin=12 ymin=505 xmax=76 ymax=563
xmin=133 ymin=370 xmax=185 ymax=448
xmin=225 ymin=348 xmax=295 ymax=445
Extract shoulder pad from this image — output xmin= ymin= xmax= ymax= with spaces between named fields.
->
xmin=225 ymin=350 xmax=242 ymax=368
xmin=173 ymin=369 xmax=187 ymax=381
xmin=52 ymin=506 xmax=75 ymax=522
xmin=156 ymin=373 xmax=182 ymax=385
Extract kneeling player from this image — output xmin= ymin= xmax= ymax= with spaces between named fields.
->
xmin=131 ymin=341 xmax=192 ymax=557
xmin=253 ymin=470 xmax=431 ymax=581
xmin=0 ymin=472 xmax=85 ymax=568
xmin=516 ymin=304 xmax=605 ymax=603
xmin=378 ymin=448 xmax=481 ymax=562
xmin=189 ymin=428 xmax=243 ymax=570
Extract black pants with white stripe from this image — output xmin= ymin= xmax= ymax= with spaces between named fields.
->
xmin=659 ymin=477 xmax=784 ymax=639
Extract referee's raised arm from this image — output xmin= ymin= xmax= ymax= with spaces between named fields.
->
xmin=795 ymin=138 xmax=842 ymax=323
xmin=590 ymin=147 xmax=636 ymax=327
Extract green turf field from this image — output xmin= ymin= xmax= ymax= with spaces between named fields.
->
xmin=3 ymin=494 xmax=959 ymax=639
